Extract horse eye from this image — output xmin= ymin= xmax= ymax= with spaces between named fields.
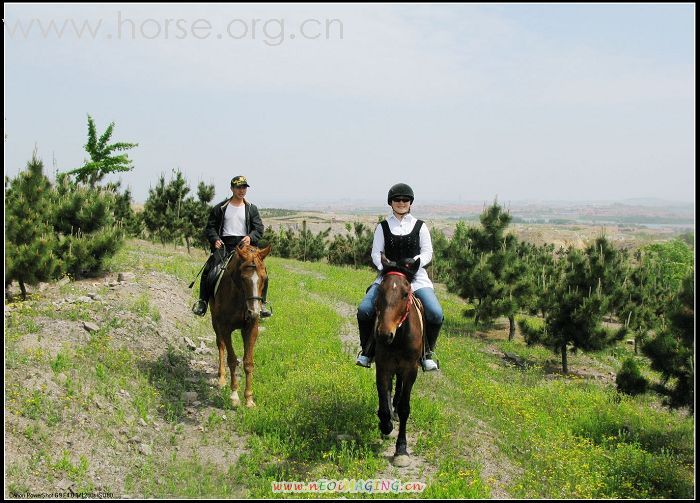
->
xmin=402 ymin=292 xmax=409 ymax=299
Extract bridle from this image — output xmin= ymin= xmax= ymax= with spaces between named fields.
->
xmin=384 ymin=271 xmax=413 ymax=328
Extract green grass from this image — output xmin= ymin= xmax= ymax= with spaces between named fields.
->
xmin=4 ymin=239 xmax=694 ymax=498
xmin=130 ymin=293 xmax=161 ymax=322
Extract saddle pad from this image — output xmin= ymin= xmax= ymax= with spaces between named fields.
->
xmin=213 ymin=253 xmax=235 ymax=298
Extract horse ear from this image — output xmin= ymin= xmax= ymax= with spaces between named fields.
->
xmin=381 ymin=253 xmax=396 ymax=268
xmin=258 ymin=244 xmax=272 ymax=260
xmin=409 ymin=257 xmax=421 ymax=272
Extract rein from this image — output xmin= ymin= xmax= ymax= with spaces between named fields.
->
xmin=385 ymin=271 xmax=413 ymax=328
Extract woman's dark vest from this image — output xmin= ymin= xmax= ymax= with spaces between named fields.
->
xmin=380 ymin=219 xmax=424 ymax=262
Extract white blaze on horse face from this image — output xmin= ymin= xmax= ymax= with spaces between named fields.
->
xmin=250 ymin=269 xmax=261 ymax=314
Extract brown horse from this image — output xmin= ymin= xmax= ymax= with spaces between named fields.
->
xmin=374 ymin=255 xmax=424 ymax=467
xmin=210 ymin=243 xmax=271 ymax=408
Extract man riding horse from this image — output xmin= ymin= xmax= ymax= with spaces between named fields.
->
xmin=356 ymin=182 xmax=443 ymax=371
xmin=192 ymin=175 xmax=272 ymax=318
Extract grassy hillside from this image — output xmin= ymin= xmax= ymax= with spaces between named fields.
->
xmin=4 ymin=239 xmax=694 ymax=498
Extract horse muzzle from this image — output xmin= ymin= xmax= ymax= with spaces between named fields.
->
xmin=245 ymin=296 xmax=264 ymax=321
xmin=376 ymin=330 xmax=396 ymax=345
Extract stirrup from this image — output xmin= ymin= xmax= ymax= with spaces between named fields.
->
xmin=356 ymin=352 xmax=373 ymax=368
xmin=421 ymin=352 xmax=440 ymax=372
xmin=260 ymin=303 xmax=273 ymax=319
xmin=192 ymin=299 xmax=207 ymax=317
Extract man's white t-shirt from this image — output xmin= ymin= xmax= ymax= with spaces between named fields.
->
xmin=222 ymin=203 xmax=247 ymax=237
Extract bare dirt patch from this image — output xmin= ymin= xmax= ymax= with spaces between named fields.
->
xmin=4 ymin=269 xmax=250 ymax=498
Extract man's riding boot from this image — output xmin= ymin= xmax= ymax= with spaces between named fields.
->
xmin=356 ymin=317 xmax=376 ymax=367
xmin=260 ymin=277 xmax=272 ymax=319
xmin=422 ymin=321 xmax=442 ymax=371
xmin=192 ymin=263 xmax=211 ymax=317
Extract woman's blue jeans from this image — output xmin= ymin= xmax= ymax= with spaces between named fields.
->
xmin=357 ymin=283 xmax=443 ymax=326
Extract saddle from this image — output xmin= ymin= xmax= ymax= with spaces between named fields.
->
xmin=209 ymin=252 xmax=235 ymax=299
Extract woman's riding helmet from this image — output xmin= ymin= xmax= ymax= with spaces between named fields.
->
xmin=387 ymin=183 xmax=415 ymax=205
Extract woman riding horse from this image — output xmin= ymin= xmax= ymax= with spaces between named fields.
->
xmin=373 ymin=255 xmax=425 ymax=466
xmin=356 ymin=182 xmax=443 ymax=371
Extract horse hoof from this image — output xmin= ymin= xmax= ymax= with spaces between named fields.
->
xmin=246 ymin=400 xmax=256 ymax=408
xmin=218 ymin=379 xmax=227 ymax=388
xmin=393 ymin=454 xmax=411 ymax=467
xmin=379 ymin=422 xmax=393 ymax=436
xmin=230 ymin=392 xmax=241 ymax=407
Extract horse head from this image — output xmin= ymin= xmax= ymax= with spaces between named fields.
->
xmin=231 ymin=243 xmax=272 ymax=321
xmin=375 ymin=254 xmax=421 ymax=345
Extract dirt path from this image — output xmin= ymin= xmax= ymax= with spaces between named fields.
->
xmin=300 ymin=276 xmax=519 ymax=498
xmin=299 ymin=288 xmax=436 ymax=485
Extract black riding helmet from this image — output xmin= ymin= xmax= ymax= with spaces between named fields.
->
xmin=387 ymin=183 xmax=415 ymax=205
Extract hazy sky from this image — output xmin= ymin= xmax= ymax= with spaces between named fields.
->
xmin=4 ymin=3 xmax=695 ymax=206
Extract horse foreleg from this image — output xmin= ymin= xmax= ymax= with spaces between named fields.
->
xmin=221 ymin=332 xmax=240 ymax=407
xmin=376 ymin=368 xmax=393 ymax=436
xmin=393 ymin=368 xmax=418 ymax=467
xmin=242 ymin=322 xmax=259 ymax=408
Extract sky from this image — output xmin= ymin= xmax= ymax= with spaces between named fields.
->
xmin=4 ymin=3 xmax=696 ymax=207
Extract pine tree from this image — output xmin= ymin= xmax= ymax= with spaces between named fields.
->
xmin=642 ymin=273 xmax=694 ymax=412
xmin=429 ymin=227 xmax=450 ymax=283
xmin=142 ymin=173 xmax=174 ymax=245
xmin=50 ymin=173 xmax=124 ymax=278
xmin=108 ymin=181 xmax=141 ymax=236
xmin=182 ymin=181 xmax=215 ymax=252
xmin=142 ymin=170 xmax=214 ymax=252
xmin=293 ymin=221 xmax=330 ymax=262
xmin=616 ymin=249 xmax=668 ymax=354
xmin=165 ymin=169 xmax=191 ymax=249
xmin=5 ymin=151 xmax=63 ymax=298
xmin=445 ymin=202 xmax=530 ymax=339
xmin=539 ymin=237 xmax=627 ymax=374
xmin=327 ymin=222 xmax=374 ymax=267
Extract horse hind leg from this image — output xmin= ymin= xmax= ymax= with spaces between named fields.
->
xmin=216 ymin=333 xmax=228 ymax=388
xmin=391 ymin=374 xmax=403 ymax=422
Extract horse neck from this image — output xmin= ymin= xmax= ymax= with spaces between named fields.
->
xmin=220 ymin=253 xmax=246 ymax=298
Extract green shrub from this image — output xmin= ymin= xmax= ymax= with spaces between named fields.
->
xmin=616 ymin=358 xmax=648 ymax=396
xmin=518 ymin=316 xmax=545 ymax=345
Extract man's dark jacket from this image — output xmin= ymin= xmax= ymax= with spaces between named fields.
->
xmin=205 ymin=198 xmax=264 ymax=251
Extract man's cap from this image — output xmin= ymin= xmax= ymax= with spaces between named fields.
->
xmin=231 ymin=175 xmax=250 ymax=187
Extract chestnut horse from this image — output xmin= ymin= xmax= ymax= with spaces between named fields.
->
xmin=374 ymin=255 xmax=424 ymax=467
xmin=210 ymin=243 xmax=271 ymax=408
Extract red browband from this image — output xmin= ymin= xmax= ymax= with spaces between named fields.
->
xmin=384 ymin=271 xmax=412 ymax=327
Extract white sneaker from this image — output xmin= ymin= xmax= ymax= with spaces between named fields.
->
xmin=421 ymin=357 xmax=439 ymax=372
xmin=356 ymin=355 xmax=373 ymax=368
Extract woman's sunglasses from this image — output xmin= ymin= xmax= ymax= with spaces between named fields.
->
xmin=392 ymin=198 xmax=411 ymax=203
